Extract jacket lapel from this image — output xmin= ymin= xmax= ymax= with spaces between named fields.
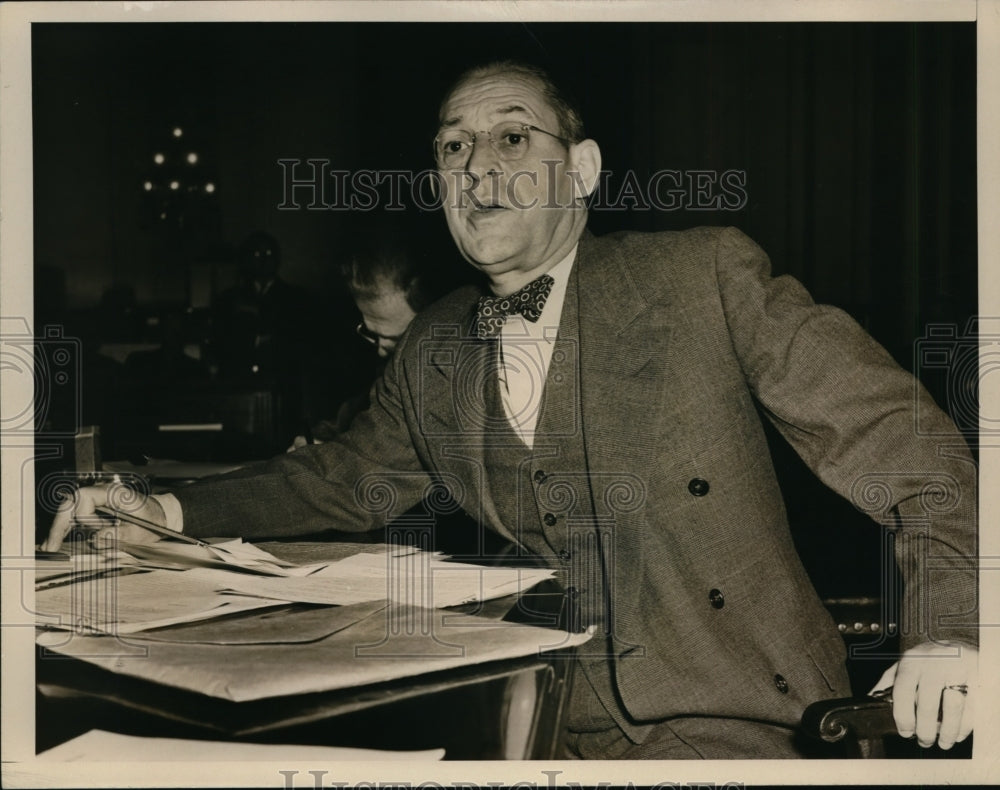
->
xmin=577 ymin=232 xmax=674 ymax=461
xmin=412 ymin=305 xmax=518 ymax=546
xmin=576 ymin=233 xmax=675 ymax=573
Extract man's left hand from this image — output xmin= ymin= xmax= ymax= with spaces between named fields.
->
xmin=869 ymin=641 xmax=977 ymax=749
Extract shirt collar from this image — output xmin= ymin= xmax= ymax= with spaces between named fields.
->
xmin=543 ymin=244 xmax=578 ymax=292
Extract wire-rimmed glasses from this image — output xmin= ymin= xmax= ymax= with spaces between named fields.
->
xmin=433 ymin=122 xmax=568 ymax=170
xmin=356 ymin=322 xmax=404 ymax=346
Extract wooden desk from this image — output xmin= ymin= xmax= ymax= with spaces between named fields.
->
xmin=36 ymin=546 xmax=579 ymax=760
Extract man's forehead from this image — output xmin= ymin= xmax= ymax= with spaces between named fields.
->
xmin=439 ymin=73 xmax=554 ymax=127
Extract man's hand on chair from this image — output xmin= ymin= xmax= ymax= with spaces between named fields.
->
xmin=869 ymin=641 xmax=977 ymax=750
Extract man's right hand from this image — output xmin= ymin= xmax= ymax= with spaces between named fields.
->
xmin=41 ymin=485 xmax=166 ymax=551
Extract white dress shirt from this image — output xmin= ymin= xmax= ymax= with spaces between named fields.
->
xmin=494 ymin=246 xmax=577 ymax=448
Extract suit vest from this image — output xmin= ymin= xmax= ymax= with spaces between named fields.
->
xmin=479 ymin=265 xmax=654 ymax=743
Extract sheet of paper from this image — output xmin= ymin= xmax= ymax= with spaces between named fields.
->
xmin=206 ymin=539 xmax=298 ymax=567
xmin=115 ymin=539 xmax=327 ymax=576
xmin=256 ymin=541 xmax=433 ymax=565
xmin=38 ymin=604 xmax=594 ymax=702
xmin=36 ymin=729 xmax=445 ymax=761
xmin=134 ymin=600 xmax=387 ymax=644
xmin=32 ymin=549 xmax=137 ymax=582
xmin=34 ymin=567 xmax=290 ymax=635
xmin=219 ymin=551 xmax=555 ymax=608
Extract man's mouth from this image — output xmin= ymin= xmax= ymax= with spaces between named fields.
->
xmin=466 ymin=203 xmax=507 ymax=223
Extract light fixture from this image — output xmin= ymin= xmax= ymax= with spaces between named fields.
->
xmin=204 ymin=182 xmax=215 ymax=194
xmin=169 ymin=180 xmax=180 ymax=190
xmin=173 ymin=127 xmax=183 ymax=137
xmin=143 ymin=181 xmax=153 ymax=191
xmin=154 ymin=153 xmax=165 ymax=164
xmin=187 ymin=152 xmax=198 ymax=164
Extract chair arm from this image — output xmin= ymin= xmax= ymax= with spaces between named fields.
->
xmin=800 ymin=693 xmax=895 ymax=758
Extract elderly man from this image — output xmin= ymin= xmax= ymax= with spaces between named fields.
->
xmin=44 ymin=61 xmax=977 ymax=759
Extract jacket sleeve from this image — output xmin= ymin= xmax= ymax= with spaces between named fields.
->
xmin=713 ymin=227 xmax=978 ymax=651
xmin=171 ymin=330 xmax=431 ymax=540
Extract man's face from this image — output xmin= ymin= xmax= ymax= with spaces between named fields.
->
xmin=437 ymin=73 xmax=587 ymax=294
xmin=355 ymin=285 xmax=417 ymax=359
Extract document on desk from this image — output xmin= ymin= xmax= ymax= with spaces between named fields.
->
xmin=217 ymin=550 xmax=555 ymax=608
xmin=32 ymin=549 xmax=136 ymax=582
xmin=114 ymin=538 xmax=328 ymax=576
xmin=35 ymin=567 xmax=291 ymax=634
xmin=38 ymin=603 xmax=594 ymax=702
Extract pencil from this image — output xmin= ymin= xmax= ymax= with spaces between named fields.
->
xmin=95 ymin=506 xmax=210 ymax=547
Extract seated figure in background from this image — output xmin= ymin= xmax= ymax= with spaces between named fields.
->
xmin=291 ymin=223 xmax=451 ymax=448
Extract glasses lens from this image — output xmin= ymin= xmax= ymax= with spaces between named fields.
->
xmin=435 ymin=130 xmax=472 ymax=168
xmin=490 ymin=123 xmax=531 ymax=161
xmin=356 ymin=323 xmax=378 ymax=344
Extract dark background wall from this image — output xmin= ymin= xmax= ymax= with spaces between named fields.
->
xmin=31 ymin=22 xmax=977 ymax=597
xmin=33 ymin=22 xmax=976 ymax=349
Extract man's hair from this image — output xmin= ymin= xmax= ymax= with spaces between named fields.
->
xmin=341 ymin=231 xmax=434 ymax=314
xmin=439 ymin=60 xmax=585 ymax=144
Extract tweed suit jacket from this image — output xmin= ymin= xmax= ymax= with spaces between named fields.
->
xmin=175 ymin=226 xmax=978 ymax=726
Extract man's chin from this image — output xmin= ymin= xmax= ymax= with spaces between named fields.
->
xmin=458 ymin=240 xmax=518 ymax=271
xmin=468 ymin=257 xmax=514 ymax=274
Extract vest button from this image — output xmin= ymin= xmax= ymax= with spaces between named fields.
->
xmin=543 ymin=512 xmax=557 ymax=526
xmin=688 ymin=478 xmax=710 ymax=496
xmin=558 ymin=549 xmax=572 ymax=562
xmin=533 ymin=470 xmax=548 ymax=484
xmin=708 ymin=588 xmax=725 ymax=609
xmin=773 ymin=674 xmax=789 ymax=693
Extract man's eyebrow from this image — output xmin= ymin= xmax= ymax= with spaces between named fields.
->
xmin=438 ymin=105 xmax=532 ymax=129
xmin=496 ymin=104 xmax=529 ymax=116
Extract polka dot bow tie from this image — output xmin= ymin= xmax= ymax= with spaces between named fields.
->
xmin=474 ymin=274 xmax=555 ymax=340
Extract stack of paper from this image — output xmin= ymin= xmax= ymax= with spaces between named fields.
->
xmin=35 ymin=541 xmax=555 ymax=640
xmin=114 ymin=538 xmax=328 ymax=576
xmin=33 ymin=549 xmax=135 ymax=583
xmin=35 ymin=567 xmax=292 ymax=634
xmin=35 ymin=539 xmax=328 ymax=589
xmin=217 ymin=550 xmax=555 ymax=608
xmin=39 ymin=604 xmax=594 ymax=701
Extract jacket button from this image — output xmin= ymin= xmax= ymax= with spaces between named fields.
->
xmin=708 ymin=588 xmax=725 ymax=609
xmin=533 ymin=470 xmax=548 ymax=484
xmin=774 ymin=674 xmax=789 ymax=693
xmin=558 ymin=548 xmax=572 ymax=562
xmin=688 ymin=478 xmax=710 ymax=496
xmin=543 ymin=512 xmax=557 ymax=526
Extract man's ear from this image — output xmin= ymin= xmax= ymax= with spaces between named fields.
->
xmin=567 ymin=139 xmax=602 ymax=200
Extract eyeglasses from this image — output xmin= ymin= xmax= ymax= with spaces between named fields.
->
xmin=433 ymin=122 xmax=568 ymax=169
xmin=356 ymin=322 xmax=404 ymax=345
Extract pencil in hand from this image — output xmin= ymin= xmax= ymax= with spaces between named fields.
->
xmin=94 ymin=506 xmax=209 ymax=547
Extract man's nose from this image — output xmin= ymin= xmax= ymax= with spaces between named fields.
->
xmin=464 ymin=137 xmax=504 ymax=206
xmin=465 ymin=133 xmax=501 ymax=176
